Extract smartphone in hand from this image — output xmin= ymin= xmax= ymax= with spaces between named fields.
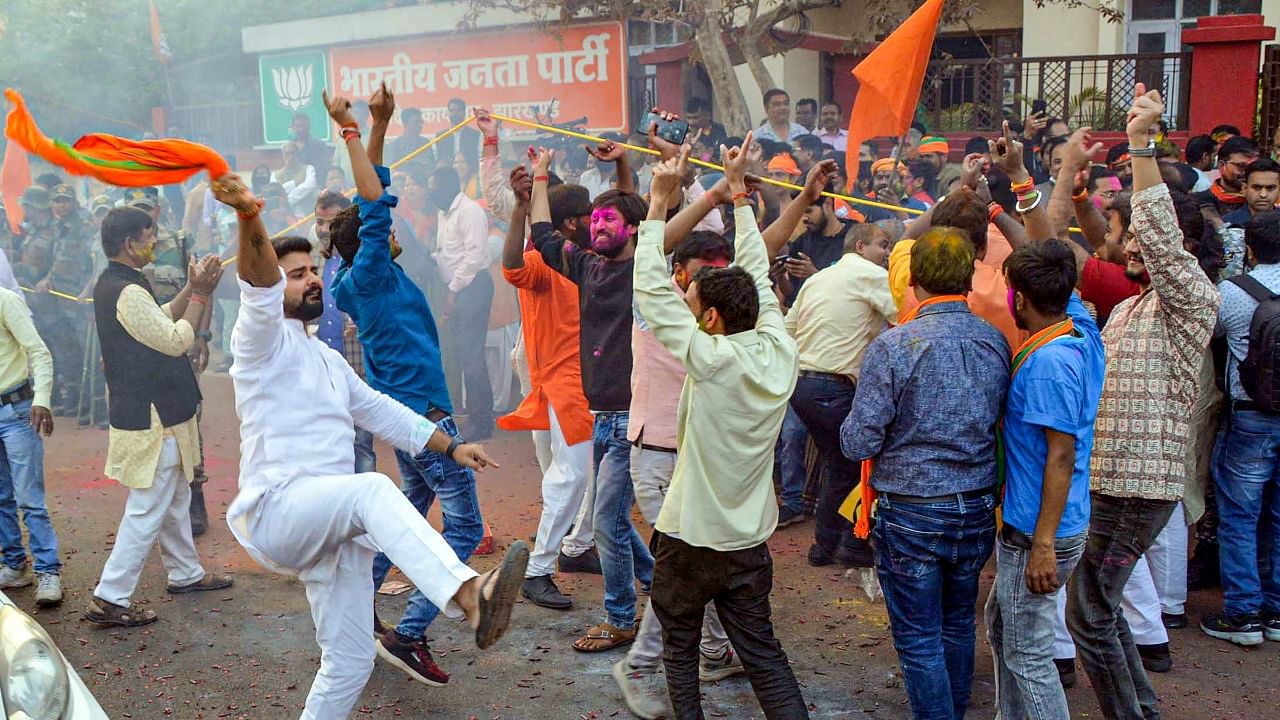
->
xmin=643 ymin=112 xmax=690 ymax=146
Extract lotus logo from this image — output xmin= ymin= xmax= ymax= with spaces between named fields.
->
xmin=272 ymin=64 xmax=314 ymax=112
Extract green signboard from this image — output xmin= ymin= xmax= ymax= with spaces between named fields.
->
xmin=259 ymin=50 xmax=330 ymax=144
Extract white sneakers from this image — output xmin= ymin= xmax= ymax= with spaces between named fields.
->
xmin=35 ymin=573 xmax=62 ymax=606
xmin=613 ymin=660 xmax=671 ymax=719
xmin=0 ymin=564 xmax=31 ymax=589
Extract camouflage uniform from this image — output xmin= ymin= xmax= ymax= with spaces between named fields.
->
xmin=14 ymin=187 xmax=62 ymax=407
xmin=43 ymin=185 xmax=95 ymax=413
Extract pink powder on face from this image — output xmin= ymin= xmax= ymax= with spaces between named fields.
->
xmin=590 ymin=208 xmax=631 ymax=254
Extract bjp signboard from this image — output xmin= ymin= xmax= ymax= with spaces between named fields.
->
xmin=327 ymin=21 xmax=628 ymax=134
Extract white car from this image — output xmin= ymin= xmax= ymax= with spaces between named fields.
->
xmin=0 ymin=590 xmax=108 ymax=719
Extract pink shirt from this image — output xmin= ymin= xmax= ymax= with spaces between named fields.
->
xmin=628 ymin=280 xmax=688 ymax=450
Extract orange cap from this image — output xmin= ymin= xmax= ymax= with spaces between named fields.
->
xmin=767 ymin=153 xmax=802 ymax=177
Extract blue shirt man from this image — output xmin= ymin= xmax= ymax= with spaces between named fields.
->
xmin=1002 ymin=294 xmax=1106 ymax=538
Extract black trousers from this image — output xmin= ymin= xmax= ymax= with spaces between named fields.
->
xmin=650 ymin=532 xmax=809 ymax=720
xmin=445 ymin=271 xmax=494 ymax=429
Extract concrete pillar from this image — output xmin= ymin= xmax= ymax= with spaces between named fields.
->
xmin=1182 ymin=14 xmax=1276 ymax=136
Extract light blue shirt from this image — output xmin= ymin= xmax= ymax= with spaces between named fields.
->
xmin=754 ymin=122 xmax=809 ymax=143
xmin=1218 ymin=263 xmax=1280 ymax=401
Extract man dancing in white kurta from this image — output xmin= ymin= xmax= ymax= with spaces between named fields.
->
xmin=210 ymin=171 xmax=528 ymax=720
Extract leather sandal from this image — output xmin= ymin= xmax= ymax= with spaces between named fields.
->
xmin=83 ymin=597 xmax=158 ymax=628
xmin=166 ymin=573 xmax=234 ymax=594
xmin=572 ymin=622 xmax=636 ymax=652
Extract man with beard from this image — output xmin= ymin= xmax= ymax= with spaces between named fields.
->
xmin=209 ymin=168 xmax=526 ymax=720
xmin=498 ymin=162 xmax=594 ymax=610
xmin=532 ymin=149 xmax=654 ymax=654
xmin=1199 ymin=136 xmax=1259 ymax=222
xmin=326 ymin=84 xmax=486 ymax=687
xmin=311 ymin=191 xmax=376 ymax=474
xmin=1066 ymin=85 xmax=1220 ymax=720
xmin=289 ymin=112 xmax=333 ymax=180
xmin=776 ymin=195 xmax=850 ymax=306
xmin=83 ymin=207 xmax=232 ymax=628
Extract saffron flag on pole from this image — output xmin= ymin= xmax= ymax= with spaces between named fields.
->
xmin=845 ymin=0 xmax=945 ymax=191
xmin=1 ymin=139 xmax=30 ymax=234
xmin=3 ymin=90 xmax=229 ymax=187
xmin=149 ymin=0 xmax=172 ymax=64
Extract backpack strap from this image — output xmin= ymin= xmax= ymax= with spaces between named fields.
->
xmin=1228 ymin=274 xmax=1280 ymax=303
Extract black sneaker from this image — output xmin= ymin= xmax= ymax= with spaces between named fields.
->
xmin=521 ymin=574 xmax=573 ymax=610
xmin=1263 ymin=612 xmax=1280 ymax=642
xmin=807 ymin=544 xmax=835 ymax=567
xmin=1136 ymin=642 xmax=1172 ymax=673
xmin=1053 ymin=658 xmax=1076 ymax=688
xmin=375 ymin=631 xmax=450 ymax=686
xmin=1200 ymin=613 xmax=1264 ymax=647
xmin=558 ymin=548 xmax=602 ymax=575
xmin=1161 ymin=611 xmax=1188 ymax=629
xmin=835 ymin=542 xmax=875 ymax=568
xmin=776 ymin=506 xmax=806 ymax=529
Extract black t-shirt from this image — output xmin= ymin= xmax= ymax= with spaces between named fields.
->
xmin=531 ymin=221 xmax=634 ymax=412
xmin=785 ymin=224 xmax=851 ymax=303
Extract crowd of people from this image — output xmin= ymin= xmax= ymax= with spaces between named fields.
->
xmin=0 ymin=73 xmax=1275 ymax=720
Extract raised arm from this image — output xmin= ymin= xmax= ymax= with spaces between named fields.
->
xmin=587 ymin=140 xmax=633 ymax=194
xmin=529 ymin=148 xmax=553 ymax=227
xmin=662 ymin=175 xmax=725 ymax=254
xmin=325 ymin=88 xmax=382 ymax=203
xmin=211 ymin=176 xmax=277 ymax=288
xmin=503 ymin=165 xmax=532 ymax=270
xmin=991 ymin=121 xmax=1053 ymax=246
xmin=476 ymin=109 xmax=517 ymax=222
xmin=366 ymin=84 xmax=393 ymax=167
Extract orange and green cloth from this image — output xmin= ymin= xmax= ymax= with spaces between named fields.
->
xmin=3 ymin=89 xmax=228 ymax=187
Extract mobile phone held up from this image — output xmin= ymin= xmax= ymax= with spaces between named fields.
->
xmin=643 ymin=112 xmax=690 ymax=146
xmin=1031 ymin=99 xmax=1047 ymax=116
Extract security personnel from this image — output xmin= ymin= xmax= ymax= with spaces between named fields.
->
xmin=123 ymin=188 xmax=211 ymax=534
xmin=42 ymin=185 xmax=94 ymax=415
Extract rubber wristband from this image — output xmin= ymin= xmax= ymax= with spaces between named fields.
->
xmin=988 ymin=203 xmax=1004 ymax=224
xmin=1072 ymin=188 xmax=1089 ymax=202
xmin=483 ymin=136 xmax=499 ymax=146
xmin=533 ymin=175 xmax=550 ymax=183
xmin=1009 ymin=178 xmax=1035 ymax=195
xmin=341 ymin=128 xmax=361 ymax=142
xmin=340 ymin=122 xmax=359 ymax=130
xmin=445 ymin=436 xmax=462 ymax=460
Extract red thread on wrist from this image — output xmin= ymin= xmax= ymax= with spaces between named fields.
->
xmin=190 ymin=294 xmax=208 ymax=306
xmin=483 ymin=136 xmax=499 ymax=146
xmin=533 ymin=175 xmax=550 ymax=183
xmin=341 ymin=128 xmax=361 ymax=142
xmin=988 ymin=202 xmax=1004 ymax=224
xmin=732 ymin=191 xmax=751 ymax=202
xmin=340 ymin=122 xmax=359 ymax=130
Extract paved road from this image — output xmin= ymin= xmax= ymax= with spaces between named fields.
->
xmin=17 ymin=374 xmax=1278 ymax=718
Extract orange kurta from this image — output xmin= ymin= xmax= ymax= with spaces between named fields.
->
xmin=888 ymin=224 xmax=1026 ymax=350
xmin=499 ymin=250 xmax=593 ymax=446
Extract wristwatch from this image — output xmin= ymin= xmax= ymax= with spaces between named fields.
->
xmin=445 ymin=436 xmax=463 ymax=460
xmin=1127 ymin=140 xmax=1157 ymax=158
xmin=196 ymin=331 xmax=213 ymax=341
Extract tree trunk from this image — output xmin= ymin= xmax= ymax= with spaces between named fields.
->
xmin=691 ymin=0 xmax=753 ymax=136
xmin=739 ymin=33 xmax=778 ymax=99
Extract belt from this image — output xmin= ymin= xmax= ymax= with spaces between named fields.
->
xmin=882 ymin=487 xmax=994 ymax=505
xmin=797 ymin=369 xmax=854 ymax=386
xmin=0 ymin=384 xmax=32 ymax=407
xmin=632 ymin=440 xmax=677 ymax=454
xmin=1232 ymin=400 xmax=1277 ymax=415
xmin=426 ymin=408 xmax=449 ymax=423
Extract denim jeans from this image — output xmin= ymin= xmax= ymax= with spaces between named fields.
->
xmin=875 ymin=491 xmax=996 ymax=720
xmin=775 ymin=406 xmax=809 ymax=514
xmin=1215 ymin=409 xmax=1280 ymax=618
xmin=371 ymin=416 xmax=483 ymax=639
xmin=650 ymin=533 xmax=809 ymax=720
xmin=986 ymin=528 xmax=1086 ymax=720
xmin=789 ymin=374 xmax=869 ymax=560
xmin=591 ymin=412 xmax=653 ymax=629
xmin=1066 ymin=493 xmax=1175 ymax=720
xmin=0 ymin=399 xmax=59 ymax=574
xmin=354 ymin=426 xmax=376 ymax=475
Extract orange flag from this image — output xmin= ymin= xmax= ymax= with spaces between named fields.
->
xmin=846 ymin=0 xmax=944 ymax=191
xmin=149 ymin=0 xmax=172 ymax=64
xmin=1 ymin=139 xmax=30 ymax=234
xmin=4 ymin=89 xmax=229 ymax=188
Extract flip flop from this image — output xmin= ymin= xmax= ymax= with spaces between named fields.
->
xmin=475 ymin=540 xmax=529 ymax=650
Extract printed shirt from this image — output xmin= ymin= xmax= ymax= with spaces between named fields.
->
xmin=318 ymin=255 xmax=365 ymax=377
xmin=889 ymin=225 xmax=1025 ymax=349
xmin=1217 ymin=262 xmax=1280 ymax=401
xmin=784 ymin=252 xmax=896 ymax=379
xmin=840 ymin=300 xmax=1010 ymax=497
xmin=0 ymin=288 xmax=51 ymax=406
xmin=226 ymin=270 xmax=437 ymax=574
xmin=1092 ymin=184 xmax=1220 ymax=501
xmin=333 ymin=165 xmax=452 ymax=416
xmin=498 ymin=250 xmax=593 ymax=446
xmin=636 ymin=206 xmax=798 ymax=551
xmin=104 ymin=285 xmax=200 ymax=489
xmin=1002 ymin=296 xmax=1106 ymax=538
